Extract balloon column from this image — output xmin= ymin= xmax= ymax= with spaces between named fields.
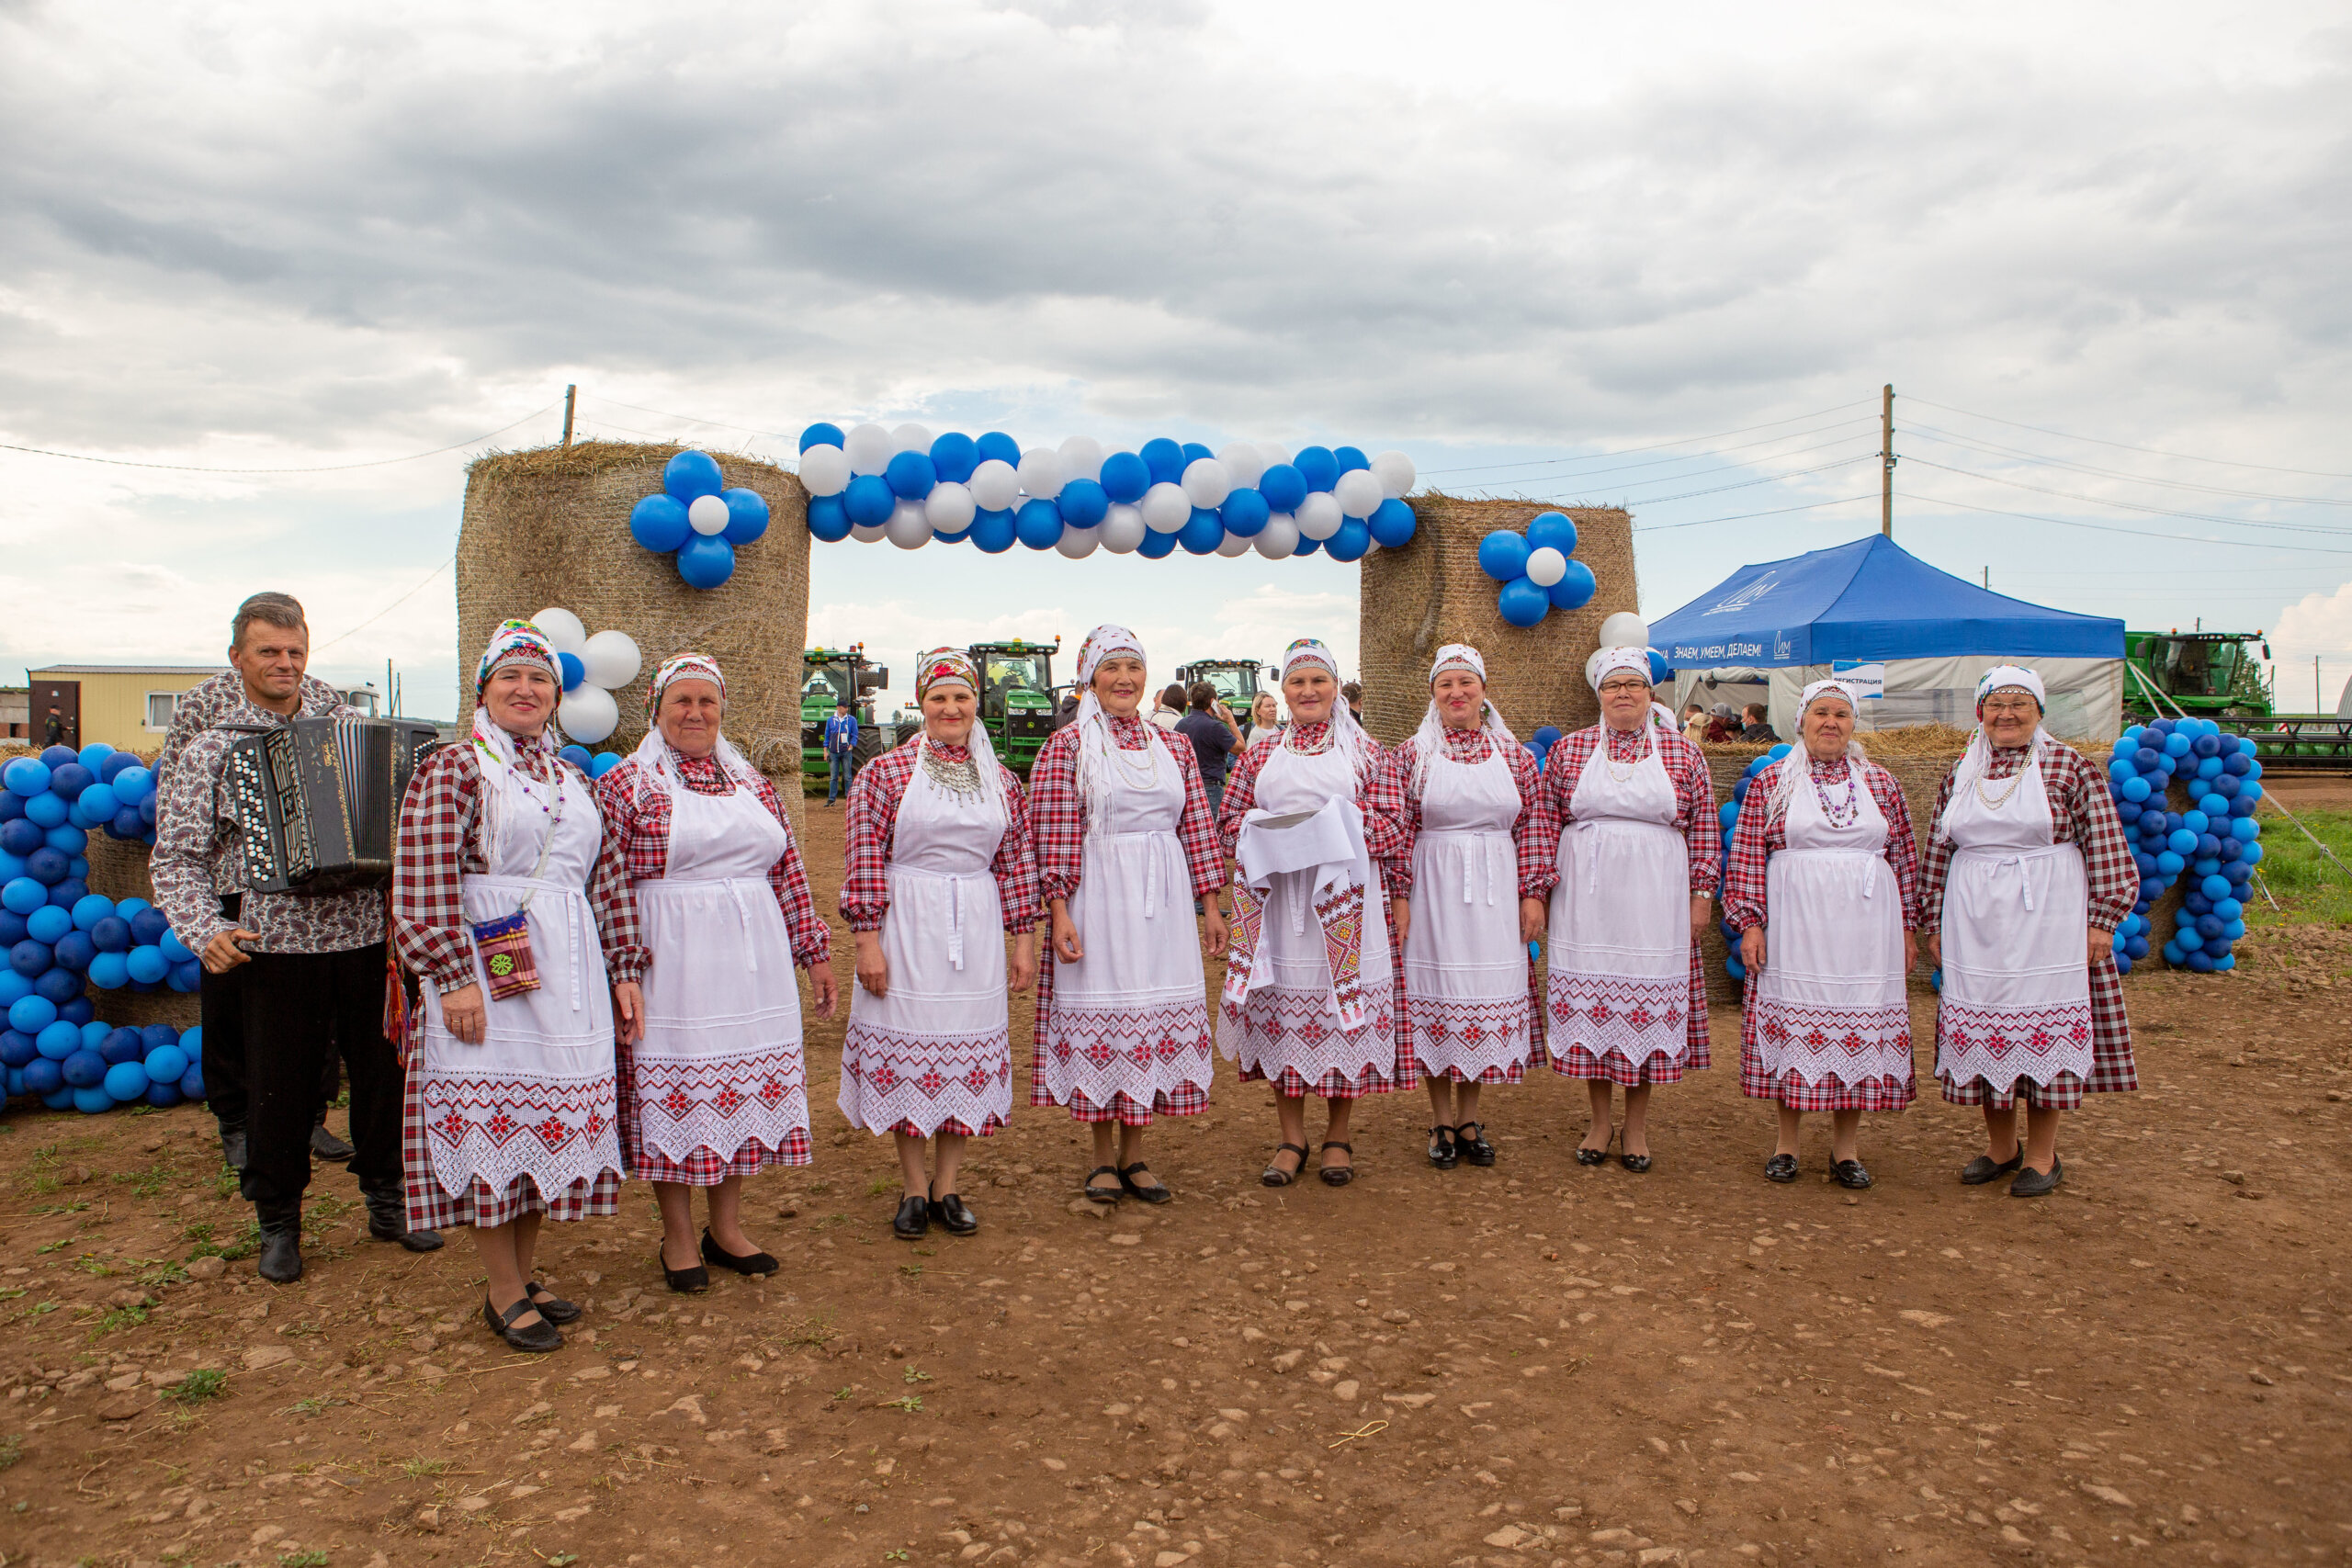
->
xmin=1717 ymin=745 xmax=1795 ymax=986
xmin=2105 ymin=716 xmax=2264 ymax=974
xmin=793 ymin=423 xmax=1419 ymax=562
xmin=526 ymin=609 xmax=641 ymax=748
xmin=1479 ymin=512 xmax=1597 ymax=628
xmin=628 ymin=451 xmax=773 ymax=590
xmin=0 ymin=1013 xmax=204 ymax=1114
xmin=0 ymin=891 xmax=202 ymax=1000
xmin=2 ymin=745 xmax=159 ymax=857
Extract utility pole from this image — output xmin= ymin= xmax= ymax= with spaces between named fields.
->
xmin=1982 ymin=567 xmax=1988 ymax=588
xmin=1881 ymin=384 xmax=1895 ymax=537
xmin=561 ymin=384 xmax=577 ymax=448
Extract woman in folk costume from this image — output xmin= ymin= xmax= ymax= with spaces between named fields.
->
xmin=1524 ymin=646 xmax=1720 ymax=1173
xmin=1028 ymin=626 xmax=1228 ymax=1205
xmin=1723 ymin=680 xmax=1920 ymax=1190
xmin=839 ymin=649 xmax=1041 ymax=1240
xmin=392 ymin=621 xmax=644 ymax=1352
xmin=1380 ymin=644 xmax=1547 ymax=1170
xmin=1217 ymin=637 xmax=1409 ymax=1188
xmin=594 ymin=653 xmax=841 ymax=1292
xmin=1918 ymin=665 xmax=2136 ymax=1198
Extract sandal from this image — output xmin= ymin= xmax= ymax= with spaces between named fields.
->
xmin=1118 ymin=1162 xmax=1172 ymax=1204
xmin=482 ymin=1294 xmax=562 ymax=1353
xmin=1453 ymin=1122 xmax=1496 ymax=1168
xmin=1426 ymin=1125 xmax=1458 ymax=1170
xmin=1318 ymin=1141 xmax=1355 ymax=1188
xmin=1261 ymin=1142 xmax=1308 ymax=1188
xmin=1083 ymin=1165 xmax=1124 ymax=1204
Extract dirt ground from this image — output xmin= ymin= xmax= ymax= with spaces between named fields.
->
xmin=0 ymin=803 xmax=2346 ymax=1568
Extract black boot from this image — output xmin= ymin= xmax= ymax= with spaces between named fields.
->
xmin=219 ymin=1122 xmax=248 ymax=1172
xmin=256 ymin=1203 xmax=303 ymax=1284
xmin=309 ymin=1121 xmax=356 ymax=1163
xmin=363 ymin=1184 xmax=442 ymax=1252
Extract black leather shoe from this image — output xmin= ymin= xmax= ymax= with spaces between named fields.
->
xmin=1453 ymin=1122 xmax=1496 ymax=1168
xmin=1961 ymin=1151 xmax=2024 ymax=1185
xmin=892 ymin=1194 xmax=931 ymax=1240
xmin=2008 ymin=1158 xmax=2063 ymax=1198
xmin=1833 ymin=1158 xmax=1873 ymax=1190
xmin=1118 ymin=1163 xmax=1172 ymax=1204
xmin=660 ymin=1249 xmax=710 ymax=1292
xmin=362 ymin=1186 xmax=443 ymax=1252
xmin=483 ymin=1295 xmax=562 ymax=1352
xmin=1574 ymin=1129 xmax=1614 ymax=1167
xmin=700 ymin=1228 xmax=780 ymax=1276
xmin=1764 ymin=1153 xmax=1799 ymax=1183
xmin=219 ymin=1124 xmax=248 ymax=1173
xmin=256 ymin=1206 xmax=302 ymax=1284
xmin=1084 ymin=1165 xmax=1124 ymax=1203
xmin=1619 ymin=1150 xmax=1653 ymax=1174
xmin=309 ymin=1123 xmax=356 ymax=1163
xmin=929 ymin=1193 xmax=978 ymax=1235
xmin=524 ymin=1282 xmax=582 ymax=1324
xmin=1426 ymin=1126 xmax=1458 ymax=1169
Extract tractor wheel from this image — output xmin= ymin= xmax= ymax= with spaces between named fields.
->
xmin=854 ymin=730 xmax=887 ymax=769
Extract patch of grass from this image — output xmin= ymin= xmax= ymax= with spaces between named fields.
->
xmin=186 ymin=1218 xmax=260 ymax=1263
xmin=897 ymin=1263 xmax=922 ymax=1279
xmin=113 ymin=1165 xmax=171 ymax=1199
xmin=162 ymin=1368 xmax=228 ymax=1405
xmin=2245 ymin=807 xmax=2352 ymax=930
xmin=901 ymin=1365 xmax=933 ymax=1384
xmin=400 ymin=1456 xmax=450 ymax=1478
xmin=34 ymin=1238 xmax=67 ymax=1255
xmin=71 ymin=1255 xmax=111 ymax=1277
xmin=137 ymin=1260 xmax=190 ymax=1290
xmin=880 ymin=1393 xmax=922 ymax=1414
xmin=88 ymin=1303 xmax=152 ymax=1340
xmin=865 ymin=1178 xmax=892 ymax=1198
xmin=0 ymin=1434 xmax=21 ymax=1472
xmin=278 ymin=1551 xmax=330 ymax=1567
xmin=28 ymin=1201 xmax=89 ymax=1217
xmin=282 ymin=1396 xmax=339 ymax=1416
xmin=831 ymin=1385 xmax=854 ymax=1402
xmin=211 ymin=1165 xmax=239 ymax=1201
xmin=770 ymin=1312 xmax=838 ymax=1350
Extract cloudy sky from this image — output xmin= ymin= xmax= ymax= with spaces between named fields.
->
xmin=4 ymin=0 xmax=2349 ymax=718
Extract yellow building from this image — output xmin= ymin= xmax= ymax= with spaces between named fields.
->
xmin=24 ymin=665 xmax=227 ymax=752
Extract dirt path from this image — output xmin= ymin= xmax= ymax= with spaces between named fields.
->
xmin=0 ymin=805 xmax=2345 ymax=1568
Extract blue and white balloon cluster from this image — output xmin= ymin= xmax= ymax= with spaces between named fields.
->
xmin=528 ymin=609 xmax=642 ymax=749
xmin=793 ymin=423 xmax=1419 ymax=562
xmin=2 ymin=891 xmax=201 ymax=1006
xmin=627 ymin=451 xmax=772 ymax=590
xmin=558 ymin=746 xmax=625 ymax=780
xmin=0 ymin=1012 xmax=203 ymax=1115
xmin=3 ymin=745 xmax=159 ymax=858
xmin=2106 ymin=717 xmax=2264 ymax=975
xmin=1717 ymin=745 xmax=1796 ymax=984
xmin=1478 ymin=512 xmax=1597 ymax=628
xmin=1523 ymin=725 xmax=1564 ymax=773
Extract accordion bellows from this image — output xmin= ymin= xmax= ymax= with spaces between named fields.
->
xmin=225 ymin=717 xmax=440 ymax=895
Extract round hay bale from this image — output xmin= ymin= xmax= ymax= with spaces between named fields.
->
xmin=1356 ymin=495 xmax=1636 ymax=746
xmin=456 ymin=441 xmax=811 ymax=833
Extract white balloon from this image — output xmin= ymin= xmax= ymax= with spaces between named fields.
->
xmin=582 ymin=629 xmax=641 ymax=690
xmin=1016 ymin=447 xmax=1066 ymax=500
xmin=1253 ymin=514 xmax=1300 ymax=558
xmin=889 ymin=423 xmax=933 ymax=456
xmin=1524 ymin=546 xmax=1566 ymax=588
xmin=1140 ymin=481 xmax=1191 ymax=534
xmin=1295 ymin=491 xmax=1343 ymax=541
xmin=924 ymin=481 xmax=977 ymax=534
xmin=1599 ymin=612 xmax=1651 ymax=649
xmin=687 ymin=493 xmax=730 ymax=536
xmin=967 ymin=458 xmax=1020 ymax=512
xmin=1332 ymin=468 xmax=1383 ymax=520
xmin=886 ymin=497 xmax=932 ymax=549
xmin=1370 ymin=449 xmax=1417 ymax=500
xmin=559 ymin=683 xmax=618 ymax=745
xmin=1099 ymin=502 xmax=1147 ymax=552
xmin=1057 ymin=434 xmax=1104 ymax=485
xmin=1217 ymin=442 xmax=1265 ymax=489
xmin=843 ymin=423 xmax=892 ymax=476
xmin=1055 ymin=523 xmax=1101 ymax=559
xmin=849 ymin=522 xmax=889 ymax=543
xmin=1182 ymin=457 xmax=1232 ymax=509
xmin=1257 ymin=445 xmax=1291 ymax=470
xmin=797 ymin=443 xmax=850 ymax=498
xmin=1215 ymin=528 xmax=1252 ymax=558
xmin=531 ymin=607 xmax=588 ymax=657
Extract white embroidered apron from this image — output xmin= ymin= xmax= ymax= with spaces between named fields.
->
xmin=1406 ymin=742 xmax=1533 ymax=1081
xmin=1546 ymin=728 xmax=1692 ymax=1072
xmin=1040 ymin=735 xmax=1213 ymax=1111
xmin=414 ymin=762 xmax=623 ymax=1207
xmin=629 ymin=777 xmax=809 ymax=1174
xmin=1935 ymin=746 xmax=2095 ymax=1092
xmin=838 ymin=765 xmax=1012 ymax=1137
xmin=1750 ymin=761 xmax=1911 ymax=1091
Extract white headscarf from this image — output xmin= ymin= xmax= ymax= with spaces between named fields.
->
xmin=1767 ymin=679 xmax=1869 ymax=827
xmin=1408 ymin=642 xmax=1518 ymax=793
xmin=1279 ymin=637 xmax=1374 ymax=773
xmin=1585 ymin=645 xmax=1653 ymax=693
xmin=626 ymin=651 xmax=763 ymax=811
xmin=1936 ymin=663 xmax=2050 ymax=843
xmin=1069 ymin=624 xmax=1170 ymax=837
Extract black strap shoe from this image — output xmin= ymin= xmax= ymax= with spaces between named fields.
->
xmin=1453 ymin=1122 xmax=1497 ymax=1168
xmin=1833 ymin=1158 xmax=1873 ymax=1190
xmin=1426 ymin=1126 xmax=1458 ymax=1169
xmin=309 ymin=1123 xmax=356 ymax=1163
xmin=1960 ymin=1151 xmax=2024 ymax=1185
xmin=929 ymin=1192 xmax=978 ymax=1235
xmin=524 ymin=1282 xmax=582 ymax=1323
xmin=2008 ymin=1157 xmax=2063 ymax=1198
xmin=1619 ymin=1149 xmax=1653 ymax=1174
xmin=1317 ymin=1141 xmax=1355 ymax=1187
xmin=1764 ymin=1153 xmax=1800 ymax=1183
xmin=256 ymin=1205 xmax=302 ymax=1284
xmin=483 ymin=1295 xmax=562 ymax=1352
xmin=1118 ymin=1162 xmax=1171 ymax=1204
xmin=1083 ymin=1165 xmax=1124 ymax=1203
xmin=1574 ymin=1129 xmax=1614 ymax=1167
xmin=362 ymin=1186 xmax=443 ymax=1252
xmin=891 ymin=1194 xmax=931 ymax=1240
xmin=700 ymin=1228 xmax=780 ymax=1276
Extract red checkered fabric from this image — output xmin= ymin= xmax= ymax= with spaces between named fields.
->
xmin=1918 ymin=739 xmax=2137 ymax=1107
xmin=1029 ymin=715 xmax=1226 ymax=904
xmin=1520 ymin=724 xmax=1721 ymax=900
xmin=884 ymin=1115 xmax=1004 ymax=1139
xmin=400 ymin=1071 xmax=621 ymax=1231
xmin=594 ymin=750 xmax=831 ymax=965
xmin=1379 ymin=727 xmax=1545 ymax=898
xmin=390 ymin=742 xmax=648 ymax=991
xmin=1721 ymin=755 xmax=1921 ymax=934
xmin=1736 ymin=1044 xmax=1917 ymax=1111
xmin=1059 ymin=1080 xmax=1212 ymax=1126
xmin=839 ymin=739 xmax=1041 ymax=934
xmin=611 ymin=1022 xmax=814 ymax=1180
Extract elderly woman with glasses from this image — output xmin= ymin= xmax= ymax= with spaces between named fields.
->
xmin=1723 ymin=679 xmax=1920 ymax=1189
xmin=1918 ymin=666 xmax=2137 ymax=1198
xmin=1523 ymin=647 xmax=1720 ymax=1172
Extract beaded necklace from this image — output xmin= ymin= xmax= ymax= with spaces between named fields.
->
xmin=1602 ymin=722 xmax=1653 ymax=783
xmin=1972 ymin=741 xmax=2033 ymax=810
xmin=920 ymin=735 xmax=984 ymax=799
xmin=1807 ymin=757 xmax=1860 ymax=829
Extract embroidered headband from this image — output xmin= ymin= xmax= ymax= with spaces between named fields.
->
xmin=1584 ymin=646 xmax=1653 ymax=693
xmin=647 ymin=651 xmax=726 ymax=718
xmin=916 ymin=647 xmax=982 ymax=698
xmin=1282 ymin=637 xmax=1340 ymax=682
xmin=1076 ymin=625 xmax=1146 ymax=688
xmin=475 ymin=619 xmax=560 ymax=699
xmin=1975 ymin=664 xmax=2046 ymax=710
xmin=1429 ymin=643 xmax=1485 ymax=684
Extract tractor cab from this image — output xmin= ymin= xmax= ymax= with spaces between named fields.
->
xmin=2124 ymin=630 xmax=2273 ymax=719
xmin=969 ymin=637 xmax=1060 ymax=776
xmin=1176 ymin=659 xmax=1270 ymax=725
xmin=800 ymin=645 xmax=890 ymax=786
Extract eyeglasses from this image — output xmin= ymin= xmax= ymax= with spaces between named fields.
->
xmin=1597 ymin=679 xmax=1649 ymax=695
xmin=1981 ymin=699 xmax=2040 ymax=716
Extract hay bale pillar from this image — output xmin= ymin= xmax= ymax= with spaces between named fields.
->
xmin=1358 ymin=496 xmax=1637 ymax=744
xmin=457 ymin=442 xmax=811 ymax=834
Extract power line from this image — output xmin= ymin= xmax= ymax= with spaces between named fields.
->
xmin=1900 ymin=455 xmax=2352 ymax=537
xmin=1904 ymin=422 xmax=2352 ymax=507
xmin=0 ymin=401 xmax=562 ymax=475
xmin=579 ymin=393 xmax=799 ymax=446
xmin=1418 ymin=398 xmax=1878 ymax=478
xmin=310 ymin=556 xmax=457 ymax=653
xmin=1427 ymin=412 xmax=1878 ymax=486
xmin=1632 ymin=491 xmax=1880 ymax=532
xmin=1905 ymin=395 xmax=2352 ymax=480
xmin=1894 ymin=488 xmax=2352 ymax=558
xmin=1452 ymin=432 xmax=1880 ymax=502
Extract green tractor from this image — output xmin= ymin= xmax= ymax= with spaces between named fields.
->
xmin=968 ymin=637 xmax=1061 ymax=777
xmin=2123 ymin=630 xmax=2273 ymax=722
xmin=800 ymin=646 xmax=889 ymax=790
xmin=1176 ymin=658 xmax=1272 ymax=725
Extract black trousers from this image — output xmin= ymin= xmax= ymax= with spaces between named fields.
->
xmin=236 ymin=946 xmax=403 ymax=1209
xmin=199 ymin=895 xmax=339 ymax=1137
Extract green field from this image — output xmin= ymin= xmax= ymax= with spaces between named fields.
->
xmin=2245 ymin=807 xmax=2352 ymax=928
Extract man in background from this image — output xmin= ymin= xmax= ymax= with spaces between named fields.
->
xmin=41 ymin=705 xmax=66 ymax=748
xmin=1739 ymin=703 xmax=1779 ymax=742
xmin=1175 ymin=682 xmax=1240 ymax=819
xmin=823 ymin=698 xmax=860 ymax=807
xmin=1342 ymin=682 xmax=1365 ymax=723
xmin=1151 ymin=683 xmax=1187 ymax=731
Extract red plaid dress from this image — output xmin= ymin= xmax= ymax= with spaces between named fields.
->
xmin=1724 ymin=755 xmax=1921 ymax=1111
xmin=1216 ymin=721 xmax=1414 ymax=1099
xmin=1918 ymin=740 xmax=2137 ymax=1110
xmin=391 ymin=740 xmax=645 ymax=1231
xmin=1384 ymin=728 xmax=1548 ymax=1083
xmin=1028 ymin=716 xmax=1225 ymax=1125
xmin=596 ymin=752 xmax=831 ymax=1180
xmin=840 ymin=738 xmax=1039 ymax=1137
xmin=1521 ymin=724 xmax=1720 ymax=1084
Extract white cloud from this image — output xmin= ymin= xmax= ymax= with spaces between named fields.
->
xmin=2267 ymin=577 xmax=2352 ymax=714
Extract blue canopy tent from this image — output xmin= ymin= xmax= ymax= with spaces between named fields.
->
xmin=1649 ymin=536 xmax=2125 ymax=739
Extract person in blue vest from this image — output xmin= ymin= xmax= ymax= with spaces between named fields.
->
xmin=823 ymin=699 xmax=860 ymax=807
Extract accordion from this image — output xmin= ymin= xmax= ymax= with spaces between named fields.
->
xmin=224 ymin=717 xmax=441 ymax=895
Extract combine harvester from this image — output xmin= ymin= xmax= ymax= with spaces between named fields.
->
xmin=969 ymin=637 xmax=1061 ymax=778
xmin=2123 ymin=627 xmax=2350 ymax=772
xmin=799 ymin=646 xmax=889 ymax=790
xmin=1176 ymin=658 xmax=1273 ymax=725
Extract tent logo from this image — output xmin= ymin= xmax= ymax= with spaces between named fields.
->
xmin=1702 ymin=570 xmax=1778 ymax=616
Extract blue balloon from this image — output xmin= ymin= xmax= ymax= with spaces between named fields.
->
xmin=25 ymin=906 xmax=70 ymax=945
xmin=559 ymin=743 xmax=591 ymax=771
xmin=1293 ymin=446 xmax=1340 ymax=493
xmin=181 ymin=1025 xmax=202 ymax=1061
xmin=2211 ymin=773 xmax=2242 ymax=798
xmin=2154 ymin=851 xmax=2185 ymax=875
xmin=1333 ymin=446 xmax=1370 ymax=473
xmin=1477 ymin=530 xmax=1531 ymax=581
xmin=1367 ymin=498 xmax=1417 ymax=547
xmin=98 ymin=1026 xmax=142 ymax=1066
xmin=1546 ymin=560 xmax=1598 ymax=610
xmin=676 ymin=534 xmax=736 ymax=589
xmin=98 ymin=752 xmax=138 ymax=783
xmin=5 ymin=989 xmax=47 ymax=1035
xmin=721 ymin=488 xmax=770 ymax=545
xmin=2222 ymin=751 xmax=2252 ymax=776
xmin=1725 ymin=955 xmax=1747 ymax=982
xmin=130 ymin=908 xmax=168 ymax=945
xmin=2200 ymin=874 xmax=2232 ymax=901
xmin=51 ymin=932 xmax=94 ymax=973
xmin=1325 ymin=518 xmax=1372 ymax=562
xmin=8 ymin=942 xmax=50 ymax=979
xmin=37 ymin=746 xmax=74 ymax=770
xmin=1179 ymin=508 xmax=1226 ymax=556
xmin=72 ymin=1085 xmax=112 ymax=1114
xmin=0 ymin=818 xmax=39 ymax=857
xmin=1220 ymin=488 xmax=1271 ymax=537
xmin=1532 ymin=726 xmax=1563 ymax=746
xmin=1498 ymin=578 xmax=1552 ymax=627
xmin=1140 ymin=439 xmax=1188 ymax=485
xmin=969 ymin=508 xmax=1017 ymax=553
xmin=2194 ymin=755 xmax=2222 ymax=780
xmin=2111 ymin=735 xmax=2138 ymax=758
xmin=589 ymin=752 xmax=621 ymax=778
xmin=141 ymin=1023 xmax=175 ymax=1054
xmin=975 ymin=431 xmax=1023 ymax=468
xmin=1525 ymin=512 xmax=1579 ymax=556
xmin=1181 ymin=442 xmax=1215 ymax=464
xmin=2213 ymin=897 xmax=2243 ymax=920
xmin=23 ymin=848 xmax=66 ymax=886
xmin=35 ymin=1021 xmax=77 ymax=1060
xmin=2230 ymin=815 xmax=2260 ymax=841
xmin=1 ymin=759 xmax=50 ymax=796
xmin=85 ymin=950 xmax=125 ymax=990
xmin=2191 ymin=733 xmax=2221 ymax=758
xmin=928 ymin=432 xmax=978 ymax=483
xmin=662 ymin=449 xmax=725 ymax=502
xmin=144 ymin=1043 xmax=189 ymax=1084
xmin=69 ymin=895 xmax=112 ymax=933
xmin=160 ymin=929 xmax=193 ymax=964
xmin=1014 ymin=499 xmax=1065 ymax=550
xmin=2181 ymin=809 xmax=2210 ymax=835
xmin=48 ymin=762 xmax=92 ymax=800
xmin=557 ymin=651 xmax=586 ymax=692
xmin=1137 ymin=528 xmax=1179 ymax=559
xmin=46 ymin=828 xmax=85 ymax=859
xmin=144 ymin=1081 xmax=183 ymax=1109
xmin=2113 ymin=800 xmax=2141 ymax=825
xmin=2163 ymin=733 xmax=2191 ymax=758
xmin=126 ymin=945 xmax=168 ymax=985
xmin=1099 ymin=451 xmax=1150 ymax=503
xmin=1719 ymin=802 xmax=1740 ymax=828
xmin=37 ymin=968 xmax=79 ymax=1006
xmin=1768 ymin=743 xmax=1793 ymax=761
xmin=0 ymin=1031 xmax=30 ymax=1070
xmin=2112 ymin=952 xmax=2132 ymax=976
xmin=798 ymin=423 xmax=845 ymax=454
xmin=842 ymin=473 xmax=896 ymax=527
xmin=884 ymin=449 xmax=937 ymax=501
xmin=60 ymin=1049 xmax=105 ymax=1089
xmin=1259 ymin=463 xmax=1308 ymax=513
xmin=807 ymin=493 xmax=853 ymax=542
xmin=22 ymin=1057 xmax=61 ymax=1095
xmin=2166 ymin=829 xmax=2198 ymax=855
xmin=1057 ymin=479 xmax=1110 ymax=527
xmin=1294 ymin=535 xmax=1322 ymax=557
xmin=179 ymin=1065 xmax=205 ymax=1101
xmin=628 ymin=493 xmax=692 ymax=553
